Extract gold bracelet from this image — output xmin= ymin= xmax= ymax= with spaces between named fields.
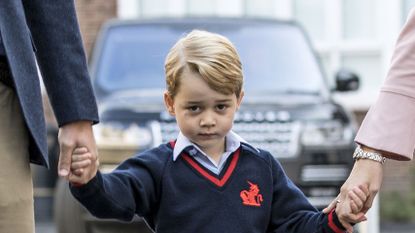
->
xmin=353 ymin=145 xmax=386 ymax=164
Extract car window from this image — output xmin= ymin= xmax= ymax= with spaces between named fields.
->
xmin=95 ymin=22 xmax=324 ymax=96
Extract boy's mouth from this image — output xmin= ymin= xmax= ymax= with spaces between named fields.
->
xmin=198 ymin=133 xmax=217 ymax=138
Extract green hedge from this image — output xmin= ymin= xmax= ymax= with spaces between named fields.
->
xmin=380 ymin=167 xmax=415 ymax=223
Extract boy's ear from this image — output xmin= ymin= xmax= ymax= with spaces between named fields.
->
xmin=164 ymin=91 xmax=175 ymax=115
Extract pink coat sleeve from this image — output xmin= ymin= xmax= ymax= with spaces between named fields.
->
xmin=355 ymin=8 xmax=415 ymax=161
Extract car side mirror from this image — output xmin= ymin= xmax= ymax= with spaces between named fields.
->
xmin=334 ymin=69 xmax=360 ymax=92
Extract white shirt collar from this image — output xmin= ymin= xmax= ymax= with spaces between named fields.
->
xmin=172 ymin=130 xmax=256 ymax=161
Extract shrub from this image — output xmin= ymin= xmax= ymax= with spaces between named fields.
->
xmin=380 ymin=191 xmax=415 ymax=222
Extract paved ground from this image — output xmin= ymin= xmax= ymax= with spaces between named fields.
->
xmin=35 ymin=221 xmax=56 ymax=233
xmin=36 ymin=221 xmax=415 ymax=233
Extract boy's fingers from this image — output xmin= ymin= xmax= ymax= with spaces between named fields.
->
xmin=72 ymin=153 xmax=92 ymax=162
xmin=358 ymin=184 xmax=370 ymax=197
xmin=352 ymin=186 xmax=368 ymax=202
xmin=72 ymin=168 xmax=84 ymax=176
xmin=71 ymin=160 xmax=92 ymax=170
xmin=73 ymin=147 xmax=88 ymax=154
xmin=348 ymin=191 xmax=363 ymax=211
xmin=68 ymin=170 xmax=91 ymax=185
xmin=350 ymin=200 xmax=359 ymax=213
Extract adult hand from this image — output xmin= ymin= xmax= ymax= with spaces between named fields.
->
xmin=323 ymin=158 xmax=383 ymax=229
xmin=58 ymin=120 xmax=97 ymax=178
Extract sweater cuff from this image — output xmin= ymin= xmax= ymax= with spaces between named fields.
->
xmin=327 ymin=209 xmax=346 ymax=233
xmin=70 ymin=172 xmax=103 ymax=198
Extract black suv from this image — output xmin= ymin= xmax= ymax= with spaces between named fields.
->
xmin=54 ymin=18 xmax=360 ymax=233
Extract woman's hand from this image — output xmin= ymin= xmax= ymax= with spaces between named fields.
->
xmin=323 ymin=158 xmax=383 ymax=228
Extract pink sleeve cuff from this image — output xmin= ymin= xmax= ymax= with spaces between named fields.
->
xmin=355 ymin=91 xmax=415 ymax=160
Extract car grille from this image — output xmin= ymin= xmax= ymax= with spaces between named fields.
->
xmin=158 ymin=110 xmax=301 ymax=158
xmin=301 ymin=165 xmax=349 ymax=182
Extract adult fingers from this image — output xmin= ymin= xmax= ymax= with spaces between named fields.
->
xmin=58 ymin=138 xmax=74 ymax=178
xmin=322 ymin=199 xmax=337 ymax=214
xmin=340 ymin=211 xmax=367 ymax=224
xmin=362 ymin=194 xmax=376 ymax=213
xmin=339 ymin=220 xmax=353 ymax=233
xmin=323 ymin=194 xmax=341 ymax=214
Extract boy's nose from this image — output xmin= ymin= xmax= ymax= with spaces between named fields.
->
xmin=200 ymin=113 xmax=216 ymax=127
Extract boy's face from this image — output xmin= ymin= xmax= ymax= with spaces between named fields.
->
xmin=164 ymin=69 xmax=243 ymax=157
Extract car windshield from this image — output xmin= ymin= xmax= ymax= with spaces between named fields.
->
xmin=95 ymin=21 xmax=325 ymax=96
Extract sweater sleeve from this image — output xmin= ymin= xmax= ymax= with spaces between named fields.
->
xmin=70 ymin=149 xmax=167 ymax=222
xmin=267 ymin=154 xmax=346 ymax=233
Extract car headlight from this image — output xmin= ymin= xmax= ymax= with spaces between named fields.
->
xmin=94 ymin=122 xmax=153 ymax=149
xmin=301 ymin=121 xmax=354 ymax=147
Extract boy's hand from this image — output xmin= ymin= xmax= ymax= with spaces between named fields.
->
xmin=68 ymin=147 xmax=99 ymax=185
xmin=335 ymin=184 xmax=369 ymax=232
xmin=348 ymin=185 xmax=369 ymax=215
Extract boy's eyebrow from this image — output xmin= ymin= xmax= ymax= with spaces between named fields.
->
xmin=185 ymin=101 xmax=203 ymax=105
xmin=216 ymin=99 xmax=233 ymax=103
xmin=184 ymin=99 xmax=233 ymax=105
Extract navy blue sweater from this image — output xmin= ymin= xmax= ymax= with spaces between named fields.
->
xmin=71 ymin=142 xmax=346 ymax=233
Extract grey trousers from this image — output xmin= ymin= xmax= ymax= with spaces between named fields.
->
xmin=0 ymin=82 xmax=34 ymax=233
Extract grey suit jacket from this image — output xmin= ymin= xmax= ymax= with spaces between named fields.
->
xmin=0 ymin=0 xmax=99 ymax=167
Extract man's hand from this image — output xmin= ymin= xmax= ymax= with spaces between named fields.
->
xmin=58 ymin=120 xmax=97 ymax=178
xmin=323 ymin=158 xmax=383 ymax=230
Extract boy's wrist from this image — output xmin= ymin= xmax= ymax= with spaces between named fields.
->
xmin=69 ymin=172 xmax=102 ymax=199
xmin=69 ymin=173 xmax=99 ymax=189
xmin=69 ymin=181 xmax=84 ymax=187
xmin=328 ymin=209 xmax=347 ymax=233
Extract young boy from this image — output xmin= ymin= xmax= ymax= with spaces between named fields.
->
xmin=69 ymin=30 xmax=368 ymax=233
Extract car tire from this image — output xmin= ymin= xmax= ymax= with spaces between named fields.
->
xmin=54 ymin=178 xmax=88 ymax=233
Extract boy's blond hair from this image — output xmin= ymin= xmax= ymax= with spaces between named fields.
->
xmin=164 ymin=30 xmax=243 ymax=98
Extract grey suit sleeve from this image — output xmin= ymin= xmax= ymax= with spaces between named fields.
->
xmin=22 ymin=0 xmax=99 ymax=126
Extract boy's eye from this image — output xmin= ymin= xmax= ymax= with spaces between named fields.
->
xmin=216 ymin=104 xmax=227 ymax=111
xmin=188 ymin=106 xmax=200 ymax=112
